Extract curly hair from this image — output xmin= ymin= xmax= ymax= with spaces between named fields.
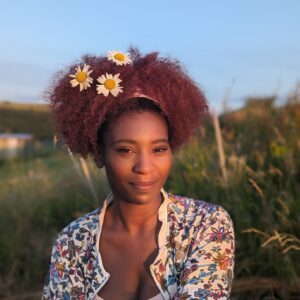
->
xmin=45 ymin=47 xmax=209 ymax=158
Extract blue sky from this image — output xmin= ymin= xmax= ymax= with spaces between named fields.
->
xmin=0 ymin=0 xmax=299 ymax=113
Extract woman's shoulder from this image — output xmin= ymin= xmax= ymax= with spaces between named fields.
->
xmin=54 ymin=207 xmax=102 ymax=246
xmin=166 ymin=192 xmax=233 ymax=225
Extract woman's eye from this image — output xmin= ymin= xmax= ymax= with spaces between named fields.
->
xmin=116 ymin=146 xmax=168 ymax=155
xmin=117 ymin=148 xmax=132 ymax=153
xmin=154 ymin=146 xmax=168 ymax=153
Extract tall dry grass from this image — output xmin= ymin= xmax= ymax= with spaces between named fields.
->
xmin=0 ymin=149 xmax=109 ymax=298
xmin=167 ymin=92 xmax=300 ymax=298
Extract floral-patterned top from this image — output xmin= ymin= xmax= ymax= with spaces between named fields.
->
xmin=42 ymin=189 xmax=235 ymax=300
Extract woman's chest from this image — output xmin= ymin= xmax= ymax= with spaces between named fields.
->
xmin=97 ymin=232 xmax=161 ymax=299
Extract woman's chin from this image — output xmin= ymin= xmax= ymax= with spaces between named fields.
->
xmin=112 ymin=186 xmax=162 ymax=205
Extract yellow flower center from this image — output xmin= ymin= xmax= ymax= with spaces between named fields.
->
xmin=104 ymin=79 xmax=116 ymax=90
xmin=114 ymin=53 xmax=125 ymax=61
xmin=76 ymin=71 xmax=87 ymax=83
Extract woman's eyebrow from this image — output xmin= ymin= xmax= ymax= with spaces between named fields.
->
xmin=151 ymin=139 xmax=169 ymax=144
xmin=112 ymin=138 xmax=169 ymax=145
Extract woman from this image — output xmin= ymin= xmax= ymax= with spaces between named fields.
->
xmin=42 ymin=48 xmax=235 ymax=300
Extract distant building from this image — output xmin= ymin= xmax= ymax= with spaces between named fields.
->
xmin=0 ymin=133 xmax=34 ymax=158
xmin=0 ymin=133 xmax=33 ymax=149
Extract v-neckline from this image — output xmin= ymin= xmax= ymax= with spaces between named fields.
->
xmin=94 ymin=188 xmax=170 ymax=299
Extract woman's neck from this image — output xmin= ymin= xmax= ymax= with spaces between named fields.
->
xmin=106 ymin=193 xmax=163 ymax=236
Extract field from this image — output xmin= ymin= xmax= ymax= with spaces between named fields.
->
xmin=0 ymin=90 xmax=299 ymax=299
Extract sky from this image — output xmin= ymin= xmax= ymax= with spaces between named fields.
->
xmin=0 ymin=0 xmax=299 ymax=113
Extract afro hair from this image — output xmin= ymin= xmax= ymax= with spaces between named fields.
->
xmin=45 ymin=47 xmax=209 ymax=158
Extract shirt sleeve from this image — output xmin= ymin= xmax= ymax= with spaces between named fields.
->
xmin=176 ymin=206 xmax=235 ymax=299
xmin=41 ymin=232 xmax=85 ymax=300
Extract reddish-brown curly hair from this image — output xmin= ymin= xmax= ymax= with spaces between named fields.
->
xmin=45 ymin=47 xmax=209 ymax=158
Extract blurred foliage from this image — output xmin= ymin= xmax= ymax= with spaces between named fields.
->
xmin=0 ymin=86 xmax=300 ymax=299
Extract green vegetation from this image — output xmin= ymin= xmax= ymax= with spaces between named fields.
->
xmin=0 ymin=88 xmax=299 ymax=299
xmin=168 ymin=94 xmax=300 ymax=299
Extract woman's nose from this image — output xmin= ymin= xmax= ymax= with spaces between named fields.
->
xmin=133 ymin=153 xmax=153 ymax=174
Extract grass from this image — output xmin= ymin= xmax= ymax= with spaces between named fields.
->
xmin=0 ymin=149 xmax=110 ymax=297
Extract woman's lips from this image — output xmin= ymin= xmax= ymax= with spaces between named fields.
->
xmin=130 ymin=181 xmax=156 ymax=191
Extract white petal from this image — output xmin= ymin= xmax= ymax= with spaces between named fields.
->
xmin=83 ymin=64 xmax=90 ymax=72
xmin=96 ymin=85 xmax=106 ymax=95
xmin=107 ymin=52 xmax=115 ymax=60
xmin=113 ymin=74 xmax=122 ymax=83
xmin=99 ymin=87 xmax=108 ymax=96
xmin=70 ymin=79 xmax=79 ymax=87
xmin=114 ymin=77 xmax=122 ymax=84
xmin=96 ymin=85 xmax=102 ymax=94
xmin=97 ymin=75 xmax=106 ymax=84
xmin=110 ymin=86 xmax=123 ymax=97
xmin=110 ymin=89 xmax=119 ymax=97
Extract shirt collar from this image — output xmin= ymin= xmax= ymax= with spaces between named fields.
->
xmin=98 ymin=188 xmax=170 ymax=248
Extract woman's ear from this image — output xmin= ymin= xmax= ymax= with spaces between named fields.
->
xmin=94 ymin=149 xmax=104 ymax=169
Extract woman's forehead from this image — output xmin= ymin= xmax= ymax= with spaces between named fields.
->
xmin=106 ymin=111 xmax=169 ymax=142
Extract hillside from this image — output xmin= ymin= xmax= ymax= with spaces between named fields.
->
xmin=220 ymin=96 xmax=300 ymax=123
xmin=0 ymin=101 xmax=50 ymax=112
xmin=0 ymin=101 xmax=54 ymax=139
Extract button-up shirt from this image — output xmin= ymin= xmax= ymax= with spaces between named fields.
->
xmin=42 ymin=189 xmax=235 ymax=299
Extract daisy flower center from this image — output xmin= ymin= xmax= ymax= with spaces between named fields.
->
xmin=114 ymin=53 xmax=125 ymax=61
xmin=104 ymin=79 xmax=116 ymax=90
xmin=76 ymin=72 xmax=87 ymax=83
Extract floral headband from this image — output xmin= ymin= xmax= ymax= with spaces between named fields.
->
xmin=69 ymin=50 xmax=132 ymax=96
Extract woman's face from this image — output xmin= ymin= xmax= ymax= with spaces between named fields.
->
xmin=100 ymin=111 xmax=173 ymax=204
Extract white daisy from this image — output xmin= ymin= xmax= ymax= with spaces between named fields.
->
xmin=69 ymin=64 xmax=93 ymax=91
xmin=96 ymin=73 xmax=123 ymax=97
xmin=107 ymin=51 xmax=132 ymax=66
